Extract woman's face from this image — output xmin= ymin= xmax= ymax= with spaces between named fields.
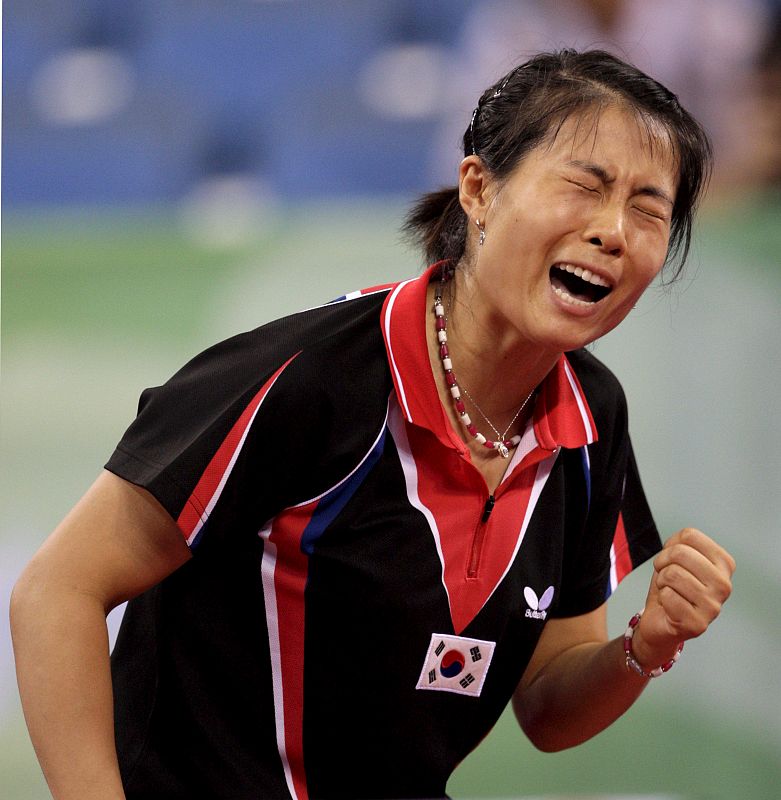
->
xmin=461 ymin=104 xmax=678 ymax=355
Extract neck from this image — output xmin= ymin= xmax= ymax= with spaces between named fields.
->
xmin=437 ymin=270 xmax=560 ymax=424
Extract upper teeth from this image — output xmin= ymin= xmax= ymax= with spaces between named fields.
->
xmin=556 ymin=263 xmax=611 ymax=288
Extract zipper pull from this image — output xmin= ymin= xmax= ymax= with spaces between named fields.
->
xmin=481 ymin=494 xmax=495 ymax=523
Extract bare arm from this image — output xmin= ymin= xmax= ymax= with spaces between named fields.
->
xmin=513 ymin=528 xmax=735 ymax=752
xmin=10 ymin=470 xmax=191 ymax=800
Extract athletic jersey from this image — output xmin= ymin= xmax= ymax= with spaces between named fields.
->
xmin=106 ymin=262 xmax=660 ymax=800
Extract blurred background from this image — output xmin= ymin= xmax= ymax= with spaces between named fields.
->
xmin=3 ymin=1 xmax=780 ymax=798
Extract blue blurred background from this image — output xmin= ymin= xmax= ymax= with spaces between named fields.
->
xmin=3 ymin=1 xmax=781 ymax=798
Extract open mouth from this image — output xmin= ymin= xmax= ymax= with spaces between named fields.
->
xmin=549 ymin=263 xmax=612 ymax=307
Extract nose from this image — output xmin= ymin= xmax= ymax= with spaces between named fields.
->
xmin=583 ymin=202 xmax=626 ymax=257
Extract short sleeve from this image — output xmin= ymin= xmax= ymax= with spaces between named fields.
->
xmin=104 ymin=319 xmax=305 ymax=548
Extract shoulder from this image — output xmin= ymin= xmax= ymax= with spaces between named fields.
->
xmin=152 ymin=290 xmax=391 ymax=400
xmin=565 ymin=347 xmax=627 ymax=415
xmin=202 ymin=289 xmax=390 ymax=370
xmin=564 ymin=348 xmax=630 ymax=457
xmin=128 ymin=289 xmax=394 ymax=464
xmin=257 ymin=292 xmax=395 ymax=419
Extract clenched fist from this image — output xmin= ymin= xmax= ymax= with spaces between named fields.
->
xmin=630 ymin=527 xmax=736 ymax=670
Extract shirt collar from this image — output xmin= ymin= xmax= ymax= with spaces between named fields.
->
xmin=381 ymin=263 xmax=598 ymax=454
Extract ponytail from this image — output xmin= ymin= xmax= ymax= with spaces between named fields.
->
xmin=402 ymin=186 xmax=467 ymax=266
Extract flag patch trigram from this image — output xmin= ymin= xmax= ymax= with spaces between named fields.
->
xmin=415 ymin=633 xmax=496 ymax=697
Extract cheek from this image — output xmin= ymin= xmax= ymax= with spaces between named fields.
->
xmin=629 ymin=230 xmax=670 ymax=286
xmin=507 ymin=194 xmax=580 ymax=239
xmin=638 ymin=255 xmax=664 ymax=287
xmin=643 ymin=251 xmax=667 ymax=287
xmin=624 ymin=268 xmax=659 ymax=307
xmin=547 ymin=196 xmax=590 ymax=229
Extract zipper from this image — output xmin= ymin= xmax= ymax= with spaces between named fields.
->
xmin=467 ymin=494 xmax=495 ymax=579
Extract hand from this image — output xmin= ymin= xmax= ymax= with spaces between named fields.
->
xmin=632 ymin=528 xmax=735 ymax=669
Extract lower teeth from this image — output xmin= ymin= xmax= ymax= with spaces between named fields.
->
xmin=552 ymin=285 xmax=594 ymax=307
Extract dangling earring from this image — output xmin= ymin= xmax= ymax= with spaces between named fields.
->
xmin=475 ymin=219 xmax=486 ymax=246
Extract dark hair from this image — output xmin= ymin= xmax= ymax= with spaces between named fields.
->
xmin=404 ymin=49 xmax=712 ymax=281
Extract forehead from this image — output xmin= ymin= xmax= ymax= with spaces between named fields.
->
xmin=537 ymin=104 xmax=679 ymax=188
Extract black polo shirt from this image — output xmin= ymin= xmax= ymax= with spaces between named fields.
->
xmin=106 ymin=263 xmax=660 ymax=800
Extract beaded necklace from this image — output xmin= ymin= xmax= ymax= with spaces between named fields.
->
xmin=433 ymin=273 xmax=535 ymax=458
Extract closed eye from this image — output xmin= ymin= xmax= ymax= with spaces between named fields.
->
xmin=568 ymin=179 xmax=600 ymax=194
xmin=634 ymin=205 xmax=669 ymax=222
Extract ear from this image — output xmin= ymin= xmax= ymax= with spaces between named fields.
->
xmin=458 ymin=156 xmax=493 ymax=222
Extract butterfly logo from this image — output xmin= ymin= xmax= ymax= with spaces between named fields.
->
xmin=524 ymin=585 xmax=554 ymax=620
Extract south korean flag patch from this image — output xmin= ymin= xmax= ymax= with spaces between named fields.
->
xmin=415 ymin=633 xmax=496 ymax=697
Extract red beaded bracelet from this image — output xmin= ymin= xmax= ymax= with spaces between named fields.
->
xmin=623 ymin=611 xmax=684 ymax=678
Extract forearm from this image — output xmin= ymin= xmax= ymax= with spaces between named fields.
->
xmin=11 ymin=578 xmax=126 ymax=800
xmin=515 ymin=527 xmax=734 ymax=753
xmin=10 ymin=472 xmax=193 ymax=798
xmin=513 ymin=634 xmax=657 ymax=752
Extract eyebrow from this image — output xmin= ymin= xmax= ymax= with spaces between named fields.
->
xmin=567 ymin=160 xmax=674 ymax=207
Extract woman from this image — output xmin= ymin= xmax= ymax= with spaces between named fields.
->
xmin=11 ymin=50 xmax=735 ymax=800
